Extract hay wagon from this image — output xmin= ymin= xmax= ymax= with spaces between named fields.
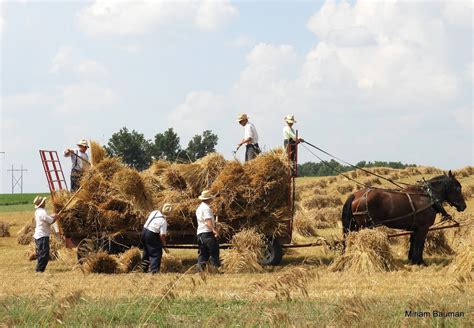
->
xmin=42 ymin=147 xmax=303 ymax=266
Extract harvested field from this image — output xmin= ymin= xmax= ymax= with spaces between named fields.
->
xmin=0 ymin=165 xmax=472 ymax=326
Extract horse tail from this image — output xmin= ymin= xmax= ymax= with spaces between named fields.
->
xmin=342 ymin=194 xmax=356 ymax=236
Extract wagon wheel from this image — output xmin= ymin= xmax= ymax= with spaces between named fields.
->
xmin=76 ymin=237 xmax=101 ymax=263
xmin=260 ymin=238 xmax=283 ymax=266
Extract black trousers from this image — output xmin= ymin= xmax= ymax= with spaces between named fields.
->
xmin=70 ymin=170 xmax=83 ymax=192
xmin=197 ymin=232 xmax=220 ymax=268
xmin=35 ymin=236 xmax=50 ymax=272
xmin=141 ymin=229 xmax=163 ymax=273
xmin=284 ymin=139 xmax=297 ymax=162
xmin=245 ymin=143 xmax=260 ymax=162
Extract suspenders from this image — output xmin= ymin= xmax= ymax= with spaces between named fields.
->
xmin=145 ymin=211 xmax=164 ymax=230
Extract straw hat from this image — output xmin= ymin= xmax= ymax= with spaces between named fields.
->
xmin=198 ymin=190 xmax=215 ymax=200
xmin=285 ymin=115 xmax=296 ymax=124
xmin=161 ymin=203 xmax=173 ymax=216
xmin=77 ymin=139 xmax=89 ymax=148
xmin=33 ymin=196 xmax=47 ymax=208
xmin=237 ymin=113 xmax=249 ymax=122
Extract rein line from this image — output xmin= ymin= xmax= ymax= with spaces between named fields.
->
xmin=302 ymin=141 xmax=408 ymax=189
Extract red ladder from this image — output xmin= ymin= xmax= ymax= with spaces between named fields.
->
xmin=39 ymin=150 xmax=68 ymax=196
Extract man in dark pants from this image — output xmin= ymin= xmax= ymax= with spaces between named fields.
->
xmin=64 ymin=139 xmax=90 ymax=191
xmin=141 ymin=204 xmax=171 ymax=273
xmin=237 ymin=113 xmax=260 ymax=161
xmin=196 ymin=190 xmax=220 ymax=271
xmin=33 ymin=196 xmax=58 ymax=272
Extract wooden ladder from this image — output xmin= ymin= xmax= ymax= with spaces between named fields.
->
xmin=39 ymin=150 xmax=68 ymax=196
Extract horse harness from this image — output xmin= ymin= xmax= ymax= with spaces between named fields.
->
xmin=352 ymin=184 xmax=441 ymax=228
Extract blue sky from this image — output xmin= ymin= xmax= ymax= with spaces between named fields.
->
xmin=0 ymin=0 xmax=472 ymax=193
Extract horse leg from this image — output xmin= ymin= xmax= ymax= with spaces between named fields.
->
xmin=407 ymin=231 xmax=416 ymax=263
xmin=341 ymin=194 xmax=357 ymax=252
xmin=411 ymin=228 xmax=429 ymax=266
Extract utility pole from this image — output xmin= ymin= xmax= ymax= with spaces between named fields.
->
xmin=7 ymin=165 xmax=28 ymax=194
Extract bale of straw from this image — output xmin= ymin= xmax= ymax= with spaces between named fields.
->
xmin=0 ymin=221 xmax=10 ymax=237
xmin=161 ymin=252 xmax=183 ymax=273
xmin=329 ymin=229 xmax=396 ymax=273
xmin=302 ymin=194 xmax=342 ymax=210
xmin=119 ymin=247 xmax=142 ymax=273
xmin=222 ymin=229 xmax=265 ymax=273
xmin=89 ymin=140 xmax=106 ymax=166
xmin=294 ymin=211 xmax=318 ymax=237
xmin=94 ymin=157 xmax=124 ymax=180
xmin=178 ymin=153 xmax=226 ymax=196
xmin=336 ymin=183 xmax=354 ymax=195
xmin=83 ymin=251 xmax=119 ymax=274
xmin=448 ymin=243 xmax=473 ymax=276
xmin=424 ymin=230 xmax=454 ymax=256
xmin=17 ymin=220 xmax=35 ymax=245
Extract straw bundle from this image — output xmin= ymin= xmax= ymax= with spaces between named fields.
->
xmin=302 ymin=194 xmax=342 ymax=210
xmin=222 ymin=229 xmax=265 ymax=273
xmin=82 ymin=251 xmax=119 ymax=274
xmin=293 ymin=211 xmax=318 ymax=237
xmin=329 ymin=229 xmax=396 ymax=273
xmin=89 ymin=140 xmax=106 ymax=166
xmin=119 ymin=247 xmax=142 ymax=273
xmin=0 ymin=221 xmax=10 ymax=237
xmin=17 ymin=220 xmax=35 ymax=245
xmin=448 ymin=243 xmax=473 ymax=276
xmin=161 ymin=252 xmax=183 ymax=273
xmin=423 ymin=231 xmax=454 ymax=256
xmin=52 ymin=146 xmax=292 ymax=254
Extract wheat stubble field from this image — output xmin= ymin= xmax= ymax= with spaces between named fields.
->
xmin=0 ymin=167 xmax=473 ymax=327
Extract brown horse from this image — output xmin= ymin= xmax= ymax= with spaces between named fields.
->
xmin=341 ymin=171 xmax=466 ymax=265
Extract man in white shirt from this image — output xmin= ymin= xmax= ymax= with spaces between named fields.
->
xmin=283 ymin=115 xmax=304 ymax=163
xmin=196 ymin=190 xmax=220 ymax=271
xmin=33 ymin=196 xmax=58 ymax=272
xmin=141 ymin=203 xmax=171 ymax=273
xmin=64 ymin=139 xmax=90 ymax=191
xmin=237 ymin=113 xmax=261 ymax=161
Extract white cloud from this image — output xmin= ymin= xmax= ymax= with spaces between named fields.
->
xmin=50 ymin=45 xmax=108 ymax=79
xmin=57 ymin=83 xmax=118 ymax=116
xmin=0 ymin=2 xmax=5 ymax=42
xmin=171 ymin=0 xmax=472 ymax=167
xmin=78 ymin=0 xmax=239 ymax=37
xmin=195 ymin=0 xmax=238 ymax=31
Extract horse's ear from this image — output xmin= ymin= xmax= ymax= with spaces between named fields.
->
xmin=448 ymin=170 xmax=454 ymax=177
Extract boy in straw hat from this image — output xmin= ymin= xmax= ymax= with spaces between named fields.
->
xmin=33 ymin=196 xmax=58 ymax=272
xmin=64 ymin=139 xmax=90 ymax=191
xmin=196 ymin=190 xmax=220 ymax=271
xmin=237 ymin=113 xmax=261 ymax=161
xmin=141 ymin=203 xmax=172 ymax=273
xmin=283 ymin=115 xmax=304 ymax=163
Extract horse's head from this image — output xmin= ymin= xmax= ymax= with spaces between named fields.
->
xmin=442 ymin=171 xmax=467 ymax=212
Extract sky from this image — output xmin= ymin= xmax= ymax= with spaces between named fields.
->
xmin=0 ymin=0 xmax=472 ymax=194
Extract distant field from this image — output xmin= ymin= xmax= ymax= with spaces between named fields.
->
xmin=0 ymin=193 xmax=50 ymax=213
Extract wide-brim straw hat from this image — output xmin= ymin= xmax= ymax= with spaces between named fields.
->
xmin=237 ymin=113 xmax=249 ymax=122
xmin=285 ymin=115 xmax=296 ymax=123
xmin=33 ymin=196 xmax=47 ymax=208
xmin=77 ymin=139 xmax=89 ymax=148
xmin=162 ymin=203 xmax=173 ymax=216
xmin=198 ymin=190 xmax=215 ymax=200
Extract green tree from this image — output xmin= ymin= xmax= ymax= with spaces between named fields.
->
xmin=186 ymin=130 xmax=219 ymax=161
xmin=151 ymin=128 xmax=181 ymax=161
xmin=105 ymin=127 xmax=152 ymax=170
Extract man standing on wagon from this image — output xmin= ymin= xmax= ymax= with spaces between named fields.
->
xmin=64 ymin=139 xmax=90 ymax=191
xmin=283 ymin=115 xmax=304 ymax=163
xmin=33 ymin=196 xmax=58 ymax=272
xmin=141 ymin=203 xmax=172 ymax=274
xmin=196 ymin=190 xmax=220 ymax=271
xmin=237 ymin=113 xmax=260 ymax=161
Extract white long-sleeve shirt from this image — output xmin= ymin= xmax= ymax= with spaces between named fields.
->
xmin=244 ymin=122 xmax=259 ymax=144
xmin=143 ymin=210 xmax=167 ymax=234
xmin=64 ymin=149 xmax=89 ymax=172
xmin=283 ymin=125 xmax=297 ymax=141
xmin=33 ymin=208 xmax=54 ymax=239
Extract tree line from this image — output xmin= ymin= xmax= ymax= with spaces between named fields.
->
xmin=298 ymin=160 xmax=416 ymax=177
xmin=103 ymin=127 xmax=417 ymax=175
xmin=105 ymin=127 xmax=218 ymax=170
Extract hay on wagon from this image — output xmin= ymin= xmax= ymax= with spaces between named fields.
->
xmin=52 ymin=145 xmax=292 ymax=248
